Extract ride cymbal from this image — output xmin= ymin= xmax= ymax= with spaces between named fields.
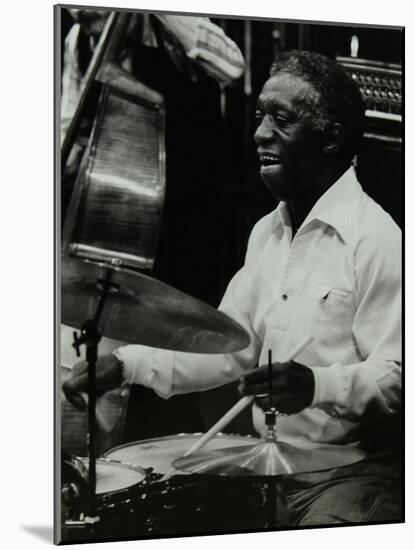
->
xmin=61 ymin=255 xmax=250 ymax=354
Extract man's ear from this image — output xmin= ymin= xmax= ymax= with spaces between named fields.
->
xmin=322 ymin=122 xmax=344 ymax=155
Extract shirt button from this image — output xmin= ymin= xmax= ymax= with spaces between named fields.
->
xmin=282 ymin=294 xmax=288 ymax=301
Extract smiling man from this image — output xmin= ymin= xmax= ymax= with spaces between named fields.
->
xmin=63 ymin=51 xmax=402 ymax=526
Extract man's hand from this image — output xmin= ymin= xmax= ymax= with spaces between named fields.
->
xmin=62 ymin=353 xmax=123 ymax=410
xmin=239 ymin=360 xmax=315 ymax=414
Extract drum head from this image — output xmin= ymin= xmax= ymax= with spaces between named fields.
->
xmin=104 ymin=433 xmax=259 ymax=474
xmin=80 ymin=458 xmax=147 ymax=495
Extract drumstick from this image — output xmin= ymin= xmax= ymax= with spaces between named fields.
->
xmin=183 ymin=396 xmax=254 ymax=458
xmin=183 ymin=335 xmax=313 ymax=457
xmin=161 ymin=335 xmax=313 ymax=480
xmin=159 ymin=396 xmax=255 ymax=481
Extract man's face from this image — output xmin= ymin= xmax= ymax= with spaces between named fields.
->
xmin=254 ymin=72 xmax=324 ymax=203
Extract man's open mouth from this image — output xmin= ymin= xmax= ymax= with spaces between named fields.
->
xmin=258 ymin=154 xmax=282 ymax=166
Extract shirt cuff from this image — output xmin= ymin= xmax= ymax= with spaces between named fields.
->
xmin=114 ymin=345 xmax=174 ymax=399
xmin=308 ymin=363 xmax=349 ymax=416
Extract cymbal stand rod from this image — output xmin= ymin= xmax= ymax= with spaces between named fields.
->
xmin=266 ymin=479 xmax=290 ymax=529
xmin=86 ymin=323 xmax=99 ymax=521
xmin=266 ymin=480 xmax=277 ymax=529
xmin=72 ymin=317 xmax=102 ymax=524
xmin=72 ymin=267 xmax=114 ymax=523
xmin=268 ymin=349 xmax=272 ymax=411
xmin=94 ymin=267 xmax=113 ymax=323
xmin=89 ymin=268 xmax=113 ymax=519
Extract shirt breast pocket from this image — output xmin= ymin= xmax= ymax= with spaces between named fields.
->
xmin=304 ymin=283 xmax=355 ymax=347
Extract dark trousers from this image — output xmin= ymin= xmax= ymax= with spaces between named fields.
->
xmin=283 ymin=451 xmax=402 ymax=526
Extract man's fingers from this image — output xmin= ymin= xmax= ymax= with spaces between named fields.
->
xmin=62 ymin=353 xmax=122 ymax=410
xmin=240 ymin=381 xmax=269 ymax=396
xmin=62 ymin=371 xmax=88 ymax=409
xmin=62 ymin=387 xmax=86 ymax=410
xmin=254 ymin=393 xmax=289 ymax=411
xmin=243 ymin=362 xmax=288 ymax=384
xmin=242 ymin=366 xmax=270 ymax=384
xmin=240 ymin=376 xmax=287 ymax=396
xmin=71 ymin=361 xmax=88 ymax=376
xmin=67 ymin=393 xmax=87 ymax=410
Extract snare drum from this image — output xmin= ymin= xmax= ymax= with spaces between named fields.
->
xmin=61 ymin=455 xmax=148 ymax=542
xmin=89 ymin=459 xmax=147 ymax=496
xmin=95 ymin=433 xmax=270 ymax=539
xmin=103 ymin=433 xmax=259 ymax=475
xmin=64 ymin=434 xmax=273 ymax=541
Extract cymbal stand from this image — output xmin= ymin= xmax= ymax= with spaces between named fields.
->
xmin=264 ymin=350 xmax=289 ymax=529
xmin=71 ymin=266 xmax=116 ymax=526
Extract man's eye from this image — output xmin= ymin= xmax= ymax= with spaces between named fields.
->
xmin=254 ymin=111 xmax=288 ymax=128
xmin=274 ymin=115 xmax=288 ymax=126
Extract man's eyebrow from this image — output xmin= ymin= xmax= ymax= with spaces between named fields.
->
xmin=256 ymin=96 xmax=293 ymax=115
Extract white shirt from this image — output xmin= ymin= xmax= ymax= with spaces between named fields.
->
xmin=117 ymin=167 xmax=401 ymax=446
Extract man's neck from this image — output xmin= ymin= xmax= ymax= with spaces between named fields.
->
xmin=287 ymin=163 xmax=349 ymax=231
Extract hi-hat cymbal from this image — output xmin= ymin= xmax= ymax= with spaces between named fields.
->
xmin=173 ymin=439 xmax=366 ymax=476
xmin=61 ymin=255 xmax=250 ymax=354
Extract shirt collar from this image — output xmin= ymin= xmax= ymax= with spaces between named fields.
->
xmin=270 ymin=166 xmax=363 ymax=244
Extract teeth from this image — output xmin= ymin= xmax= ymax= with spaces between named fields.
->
xmin=259 ymin=154 xmax=281 ymax=164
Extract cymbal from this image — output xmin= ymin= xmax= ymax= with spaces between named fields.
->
xmin=61 ymin=255 xmax=250 ymax=354
xmin=173 ymin=439 xmax=366 ymax=476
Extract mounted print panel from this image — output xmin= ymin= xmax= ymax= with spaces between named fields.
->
xmin=55 ymin=3 xmax=403 ymax=544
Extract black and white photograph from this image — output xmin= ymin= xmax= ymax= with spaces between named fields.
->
xmin=54 ymin=1 xmax=403 ymax=545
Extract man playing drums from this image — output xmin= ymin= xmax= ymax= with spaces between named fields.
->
xmin=63 ymin=50 xmax=402 ymax=526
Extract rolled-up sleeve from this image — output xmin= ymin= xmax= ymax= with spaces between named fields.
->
xmin=116 ymin=219 xmax=268 ymax=398
xmin=116 ymin=272 xmax=260 ymax=398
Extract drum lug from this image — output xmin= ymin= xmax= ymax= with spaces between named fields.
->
xmin=142 ymin=467 xmax=159 ymax=485
xmin=64 ymin=514 xmax=101 ymax=527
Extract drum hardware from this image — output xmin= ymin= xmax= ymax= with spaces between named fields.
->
xmin=60 ymin=8 xmax=250 ymax=537
xmin=61 ymin=257 xmax=366 ymax=533
xmin=61 ymin=454 xmax=150 ymax=540
xmin=173 ymin=348 xmax=366 ymax=476
xmin=61 ymin=452 xmax=88 ymax=523
xmin=164 ymin=337 xmax=312 ymax=479
xmin=171 ymin=350 xmax=366 ymax=529
xmin=61 ymin=254 xmax=250 ymax=534
xmin=66 ymin=264 xmax=118 ymax=526
xmin=100 ymin=435 xmax=271 ymax=536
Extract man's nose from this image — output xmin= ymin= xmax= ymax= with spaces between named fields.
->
xmin=254 ymin=115 xmax=275 ymax=144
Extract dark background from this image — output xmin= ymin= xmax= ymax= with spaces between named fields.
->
xmin=60 ymin=10 xmax=403 ymax=444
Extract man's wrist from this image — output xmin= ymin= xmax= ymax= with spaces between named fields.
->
xmin=112 ymin=349 xmax=126 ymax=383
xmin=308 ymin=363 xmax=348 ymax=412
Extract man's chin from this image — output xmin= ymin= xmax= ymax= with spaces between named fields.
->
xmin=260 ymin=170 xmax=290 ymax=202
xmin=259 ymin=163 xmax=284 ymax=179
